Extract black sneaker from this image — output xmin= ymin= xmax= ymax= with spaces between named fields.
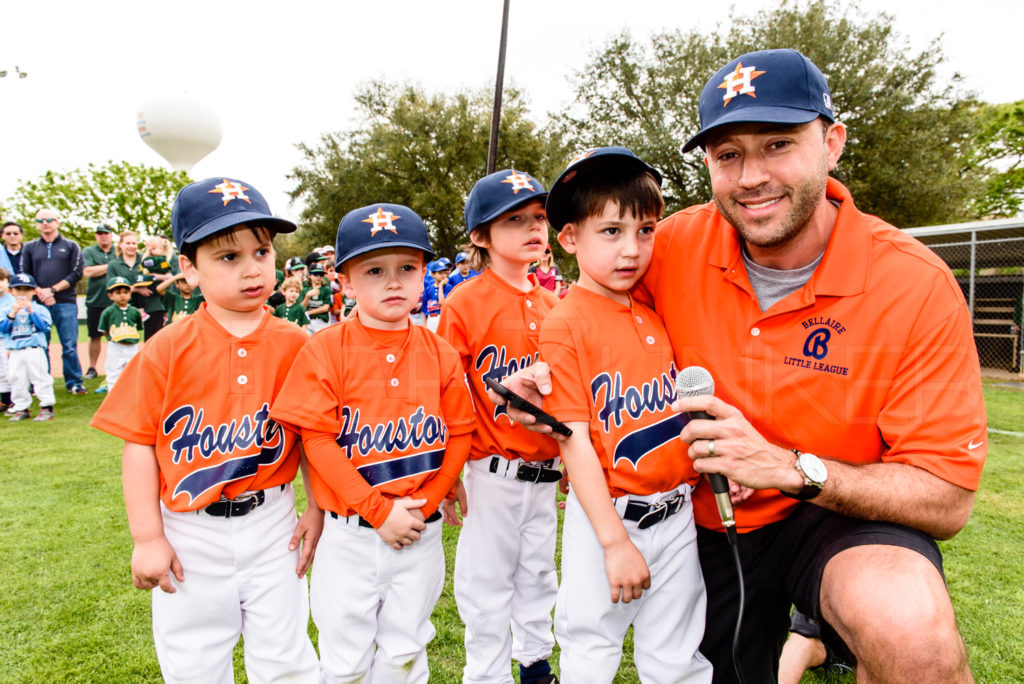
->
xmin=8 ymin=410 xmax=30 ymax=422
xmin=84 ymin=367 xmax=98 ymax=380
xmin=69 ymin=385 xmax=88 ymax=395
xmin=33 ymin=406 xmax=55 ymax=421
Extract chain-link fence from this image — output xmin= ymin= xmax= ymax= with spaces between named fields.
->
xmin=907 ymin=219 xmax=1024 ymax=377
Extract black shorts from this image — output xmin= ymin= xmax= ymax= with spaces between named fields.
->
xmin=697 ymin=504 xmax=943 ymax=683
xmin=86 ymin=306 xmax=105 ymax=338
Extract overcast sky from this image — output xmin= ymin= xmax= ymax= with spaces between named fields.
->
xmin=3 ymin=0 xmax=1020 ymax=225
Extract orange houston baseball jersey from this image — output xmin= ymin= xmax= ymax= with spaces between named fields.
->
xmin=270 ymin=317 xmax=476 ymax=527
xmin=540 ymin=286 xmax=700 ymax=498
xmin=437 ymin=268 xmax=561 ymax=463
xmin=90 ymin=304 xmax=307 ymax=512
xmin=638 ymin=178 xmax=988 ymax=533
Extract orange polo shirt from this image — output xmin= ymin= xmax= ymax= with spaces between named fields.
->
xmin=639 ymin=178 xmax=988 ymax=533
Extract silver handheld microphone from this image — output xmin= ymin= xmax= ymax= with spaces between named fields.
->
xmin=675 ymin=366 xmax=737 ymax=540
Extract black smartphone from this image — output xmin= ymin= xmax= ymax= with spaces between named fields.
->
xmin=484 ymin=377 xmax=573 ymax=437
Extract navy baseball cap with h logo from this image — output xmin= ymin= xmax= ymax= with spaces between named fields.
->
xmin=334 ymin=203 xmax=436 ymax=268
xmin=682 ymin=49 xmax=835 ymax=153
xmin=171 ymin=177 xmax=297 ymax=250
xmin=464 ymin=169 xmax=547 ymax=234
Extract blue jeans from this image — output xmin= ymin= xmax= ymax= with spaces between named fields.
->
xmin=44 ymin=301 xmax=82 ymax=389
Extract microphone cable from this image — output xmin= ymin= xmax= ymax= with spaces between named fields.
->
xmin=726 ymin=531 xmax=746 ymax=684
xmin=675 ymin=366 xmax=746 ymax=684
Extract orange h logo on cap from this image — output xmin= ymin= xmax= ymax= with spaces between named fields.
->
xmin=718 ymin=62 xmax=766 ymax=106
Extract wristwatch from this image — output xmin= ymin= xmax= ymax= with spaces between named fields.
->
xmin=782 ymin=449 xmax=828 ymax=501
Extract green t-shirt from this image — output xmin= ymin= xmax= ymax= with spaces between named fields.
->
xmin=164 ymin=285 xmax=205 ymax=323
xmin=98 ymin=304 xmax=144 ymax=344
xmin=304 ymin=284 xmax=333 ymax=322
xmin=83 ymin=244 xmax=118 ymax=308
xmin=274 ymin=302 xmax=310 ymax=327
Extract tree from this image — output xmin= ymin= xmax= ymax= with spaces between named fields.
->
xmin=971 ymin=100 xmax=1024 ymax=218
xmin=3 ymin=162 xmax=190 ymax=245
xmin=288 ymin=81 xmax=562 ymax=260
xmin=552 ymin=0 xmax=986 ymax=228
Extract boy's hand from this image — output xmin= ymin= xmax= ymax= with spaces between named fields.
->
xmin=131 ymin=536 xmax=184 ymax=593
xmin=441 ymin=479 xmax=468 ymax=526
xmin=289 ymin=506 xmax=325 ymax=576
xmin=603 ymin=537 xmax=651 ymax=604
xmin=377 ymin=497 xmax=427 ymax=550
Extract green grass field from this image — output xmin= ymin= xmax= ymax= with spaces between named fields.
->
xmin=0 ymin=379 xmax=1020 ymax=682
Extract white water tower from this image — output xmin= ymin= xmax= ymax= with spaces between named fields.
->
xmin=136 ymin=94 xmax=222 ymax=173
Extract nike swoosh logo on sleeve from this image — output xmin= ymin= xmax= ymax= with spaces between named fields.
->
xmin=968 ymin=439 xmax=985 ymax=450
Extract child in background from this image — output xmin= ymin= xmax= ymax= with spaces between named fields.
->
xmin=137 ymin=237 xmax=174 ymax=339
xmin=158 ymin=272 xmax=204 ymax=323
xmin=438 ymin=170 xmax=562 ymax=684
xmin=90 ymin=177 xmax=321 ymax=683
xmin=539 ymin=147 xmax=712 ymax=683
xmin=0 ymin=268 xmax=12 ymax=412
xmin=272 ymin=203 xmax=475 ymax=683
xmin=302 ymin=265 xmax=333 ymax=334
xmin=274 ymin=277 xmax=310 ymax=331
xmin=447 ymin=251 xmax=480 ymax=289
xmin=98 ymin=276 xmax=144 ymax=391
xmin=0 ymin=273 xmax=56 ymax=422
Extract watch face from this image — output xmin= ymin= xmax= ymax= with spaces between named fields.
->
xmin=800 ymin=454 xmax=828 ymax=484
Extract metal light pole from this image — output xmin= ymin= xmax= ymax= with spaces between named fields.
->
xmin=487 ymin=0 xmax=511 ymax=175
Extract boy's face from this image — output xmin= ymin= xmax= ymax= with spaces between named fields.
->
xmin=473 ymin=199 xmax=547 ymax=265
xmin=12 ymin=286 xmax=33 ymax=300
xmin=310 ymin=273 xmax=324 ymax=286
xmin=177 ymin=279 xmax=194 ymax=295
xmin=559 ymin=200 xmax=657 ymax=304
xmin=180 ymin=225 xmax=276 ymax=317
xmin=339 ymin=247 xmax=425 ymax=330
xmin=457 ymin=262 xmax=469 ymax=275
xmin=109 ymin=287 xmax=132 ymax=306
xmin=284 ymin=287 xmax=300 ymax=305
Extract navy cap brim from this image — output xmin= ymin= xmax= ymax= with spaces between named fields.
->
xmin=681 ymin=105 xmax=824 ymax=153
xmin=336 ymin=242 xmax=436 ymax=268
xmin=179 ymin=211 xmax=297 ymax=246
xmin=473 ymin=192 xmax=549 ymax=231
xmin=546 ymin=149 xmax=662 ymax=232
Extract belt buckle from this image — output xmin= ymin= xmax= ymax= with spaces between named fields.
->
xmin=665 ymin=493 xmax=685 ymax=515
xmin=515 ymin=464 xmax=543 ymax=484
xmin=228 ymin=490 xmax=263 ymax=518
xmin=637 ymin=501 xmax=668 ymax=530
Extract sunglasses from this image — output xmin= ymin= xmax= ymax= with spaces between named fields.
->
xmin=36 ymin=218 xmax=57 ymax=224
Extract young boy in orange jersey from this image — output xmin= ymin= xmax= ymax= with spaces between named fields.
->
xmin=539 ymin=148 xmax=712 ymax=683
xmin=271 ymin=203 xmax=476 ymax=684
xmin=90 ymin=177 xmax=321 ymax=683
xmin=437 ymin=170 xmax=562 ymax=684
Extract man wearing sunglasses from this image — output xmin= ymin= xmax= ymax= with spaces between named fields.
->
xmin=22 ymin=209 xmax=86 ymax=394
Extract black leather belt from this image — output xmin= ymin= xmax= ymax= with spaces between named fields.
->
xmin=623 ymin=493 xmax=687 ymax=530
xmin=329 ymin=510 xmax=442 ymax=528
xmin=489 ymin=456 xmax=561 ymax=484
xmin=204 ymin=490 xmax=265 ymax=518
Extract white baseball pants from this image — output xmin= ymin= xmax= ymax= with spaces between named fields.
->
xmin=312 ymin=513 xmax=445 ymax=683
xmin=454 ymin=457 xmax=558 ymax=684
xmin=555 ymin=487 xmax=712 ymax=684
xmin=104 ymin=341 xmax=138 ymax=390
xmin=153 ymin=484 xmax=319 ymax=684
xmin=9 ymin=347 xmax=55 ymax=411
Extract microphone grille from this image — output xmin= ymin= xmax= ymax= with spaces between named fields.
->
xmin=674 ymin=366 xmax=714 ymax=399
